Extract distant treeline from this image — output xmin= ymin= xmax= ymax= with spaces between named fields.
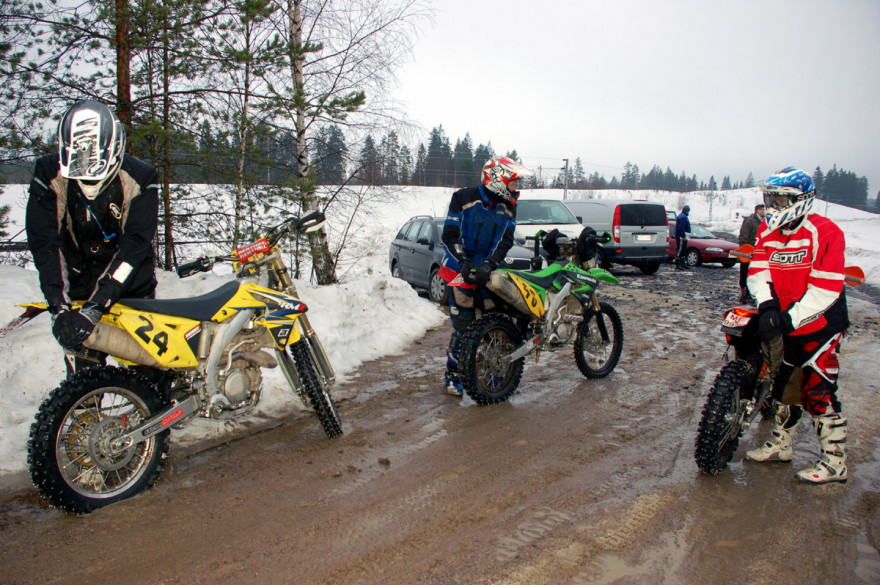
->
xmin=2 ymin=124 xmax=875 ymax=213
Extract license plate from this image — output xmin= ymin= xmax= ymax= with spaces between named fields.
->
xmin=634 ymin=234 xmax=651 ymax=242
xmin=722 ymin=312 xmax=750 ymax=328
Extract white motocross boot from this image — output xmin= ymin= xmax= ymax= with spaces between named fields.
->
xmin=746 ymin=403 xmax=803 ymax=463
xmin=797 ymin=413 xmax=848 ymax=484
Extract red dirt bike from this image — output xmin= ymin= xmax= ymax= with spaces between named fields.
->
xmin=694 ymin=244 xmax=865 ymax=475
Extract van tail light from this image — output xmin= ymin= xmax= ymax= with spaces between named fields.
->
xmin=612 ymin=205 xmax=621 ymax=243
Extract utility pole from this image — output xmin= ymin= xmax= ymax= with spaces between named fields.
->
xmin=562 ymin=158 xmax=569 ymax=200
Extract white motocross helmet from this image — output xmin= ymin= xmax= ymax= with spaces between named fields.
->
xmin=58 ymin=100 xmax=126 ymax=199
xmin=481 ymin=156 xmax=534 ymax=202
xmin=759 ymin=166 xmax=815 ymax=233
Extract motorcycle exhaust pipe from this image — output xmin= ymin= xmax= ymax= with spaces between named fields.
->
xmin=486 ymin=272 xmax=533 ymax=316
xmin=83 ymin=322 xmax=162 ymax=368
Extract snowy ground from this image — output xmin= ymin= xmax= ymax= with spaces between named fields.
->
xmin=1 ymin=184 xmax=878 ymax=478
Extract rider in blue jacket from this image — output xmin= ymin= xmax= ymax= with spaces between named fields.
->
xmin=439 ymin=156 xmax=533 ymax=396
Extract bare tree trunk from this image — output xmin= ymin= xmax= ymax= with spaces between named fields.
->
xmin=115 ymin=0 xmax=132 ymax=136
xmin=161 ymin=29 xmax=174 ymax=269
xmin=232 ymin=15 xmax=256 ymax=250
xmin=288 ymin=0 xmax=336 ymax=284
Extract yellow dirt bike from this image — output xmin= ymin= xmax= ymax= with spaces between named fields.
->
xmin=27 ymin=210 xmax=341 ymax=513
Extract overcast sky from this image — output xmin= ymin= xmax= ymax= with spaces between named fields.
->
xmin=393 ymin=0 xmax=880 ymax=194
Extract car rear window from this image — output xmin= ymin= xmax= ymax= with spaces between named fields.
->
xmin=619 ymin=204 xmax=667 ymax=226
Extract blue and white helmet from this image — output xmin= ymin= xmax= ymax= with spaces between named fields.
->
xmin=759 ymin=166 xmax=815 ymax=232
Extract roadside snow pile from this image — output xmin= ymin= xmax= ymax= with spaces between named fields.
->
xmin=0 ymin=263 xmax=445 ymax=477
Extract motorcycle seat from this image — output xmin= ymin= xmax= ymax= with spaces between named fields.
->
xmin=511 ymin=270 xmax=558 ymax=290
xmin=117 ymin=280 xmax=241 ymax=321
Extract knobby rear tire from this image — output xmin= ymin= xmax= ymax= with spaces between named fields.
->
xmin=289 ymin=340 xmax=343 ymax=438
xmin=574 ymin=301 xmax=624 ymax=379
xmin=694 ymin=359 xmax=756 ymax=474
xmin=27 ymin=367 xmax=170 ymax=514
xmin=459 ymin=313 xmax=524 ymax=405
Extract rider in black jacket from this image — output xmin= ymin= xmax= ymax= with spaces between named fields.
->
xmin=26 ymin=100 xmax=159 ymax=375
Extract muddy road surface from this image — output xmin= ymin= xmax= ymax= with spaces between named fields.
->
xmin=3 ymin=261 xmax=880 ymax=585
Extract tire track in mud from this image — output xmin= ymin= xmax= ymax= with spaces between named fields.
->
xmin=496 ymin=491 xmax=676 ymax=585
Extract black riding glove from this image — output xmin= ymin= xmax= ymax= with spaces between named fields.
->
xmin=459 ymin=260 xmax=475 ymax=284
xmin=757 ymin=307 xmax=792 ymax=342
xmin=474 ymin=262 xmax=493 ymax=288
xmin=48 ymin=304 xmax=71 ymax=324
xmin=52 ymin=302 xmax=103 ymax=350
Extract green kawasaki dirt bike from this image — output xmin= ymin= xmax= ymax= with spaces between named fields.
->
xmin=453 ymin=231 xmax=624 ymax=404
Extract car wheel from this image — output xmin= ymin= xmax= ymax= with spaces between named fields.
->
xmin=638 ymin=261 xmax=660 ymax=275
xmin=596 ymin=247 xmax=610 ymax=270
xmin=429 ymin=268 xmax=448 ymax=304
xmin=391 ymin=262 xmax=401 ymax=279
xmin=721 ymin=260 xmax=736 ymax=268
xmin=686 ymin=248 xmax=702 ymax=267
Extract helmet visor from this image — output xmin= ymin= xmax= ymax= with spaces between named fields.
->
xmin=763 ymin=192 xmax=798 ymax=211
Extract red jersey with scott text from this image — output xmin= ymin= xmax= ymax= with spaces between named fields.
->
xmin=747 ymin=213 xmax=849 ymax=336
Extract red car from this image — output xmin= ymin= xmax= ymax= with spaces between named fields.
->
xmin=667 ymin=224 xmax=738 ymax=268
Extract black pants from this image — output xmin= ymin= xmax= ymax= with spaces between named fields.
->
xmin=676 ymin=238 xmax=687 ymax=260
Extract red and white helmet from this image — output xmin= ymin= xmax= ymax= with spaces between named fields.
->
xmin=481 ymin=156 xmax=533 ymax=202
xmin=58 ymin=100 xmax=126 ymax=199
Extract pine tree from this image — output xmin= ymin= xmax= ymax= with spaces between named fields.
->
xmin=721 ymin=176 xmax=731 ymax=190
xmin=380 ymin=131 xmax=401 ymax=184
xmin=813 ymin=166 xmax=825 ymax=194
xmin=744 ymin=172 xmax=755 ymax=188
xmin=313 ymin=125 xmax=347 ymax=184
xmin=398 ymin=145 xmax=413 ymax=185
xmin=425 ymin=126 xmax=452 ymax=186
xmin=413 ymin=144 xmax=428 ymax=185
xmin=452 ymin=134 xmax=474 ymax=187
xmin=358 ymin=135 xmax=381 ymax=185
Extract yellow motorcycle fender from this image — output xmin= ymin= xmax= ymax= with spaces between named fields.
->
xmin=107 ymin=306 xmax=202 ymax=368
xmin=507 ymin=273 xmax=545 ymax=319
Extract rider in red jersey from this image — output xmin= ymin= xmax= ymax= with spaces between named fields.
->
xmin=745 ymin=167 xmax=850 ymax=484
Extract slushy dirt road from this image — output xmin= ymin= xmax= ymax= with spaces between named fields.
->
xmin=2 ymin=261 xmax=880 ymax=585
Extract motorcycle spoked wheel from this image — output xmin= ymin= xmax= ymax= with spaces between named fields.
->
xmin=27 ymin=367 xmax=170 ymax=514
xmin=459 ymin=313 xmax=525 ymax=405
xmin=574 ymin=301 xmax=624 ymax=379
xmin=289 ymin=340 xmax=343 ymax=438
xmin=694 ymin=359 xmax=757 ymax=474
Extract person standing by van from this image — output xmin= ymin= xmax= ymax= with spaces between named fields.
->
xmin=737 ymin=203 xmax=765 ymax=303
xmin=674 ymin=205 xmax=691 ymax=270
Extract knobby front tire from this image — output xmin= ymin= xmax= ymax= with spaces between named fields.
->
xmin=289 ymin=340 xmax=343 ymax=438
xmin=574 ymin=301 xmax=623 ymax=379
xmin=694 ymin=359 xmax=756 ymax=474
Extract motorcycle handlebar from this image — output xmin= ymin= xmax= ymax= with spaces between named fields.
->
xmin=176 ymin=256 xmax=215 ymax=278
xmin=294 ymin=209 xmax=326 ymax=233
xmin=178 ymin=211 xmax=328 ymax=278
